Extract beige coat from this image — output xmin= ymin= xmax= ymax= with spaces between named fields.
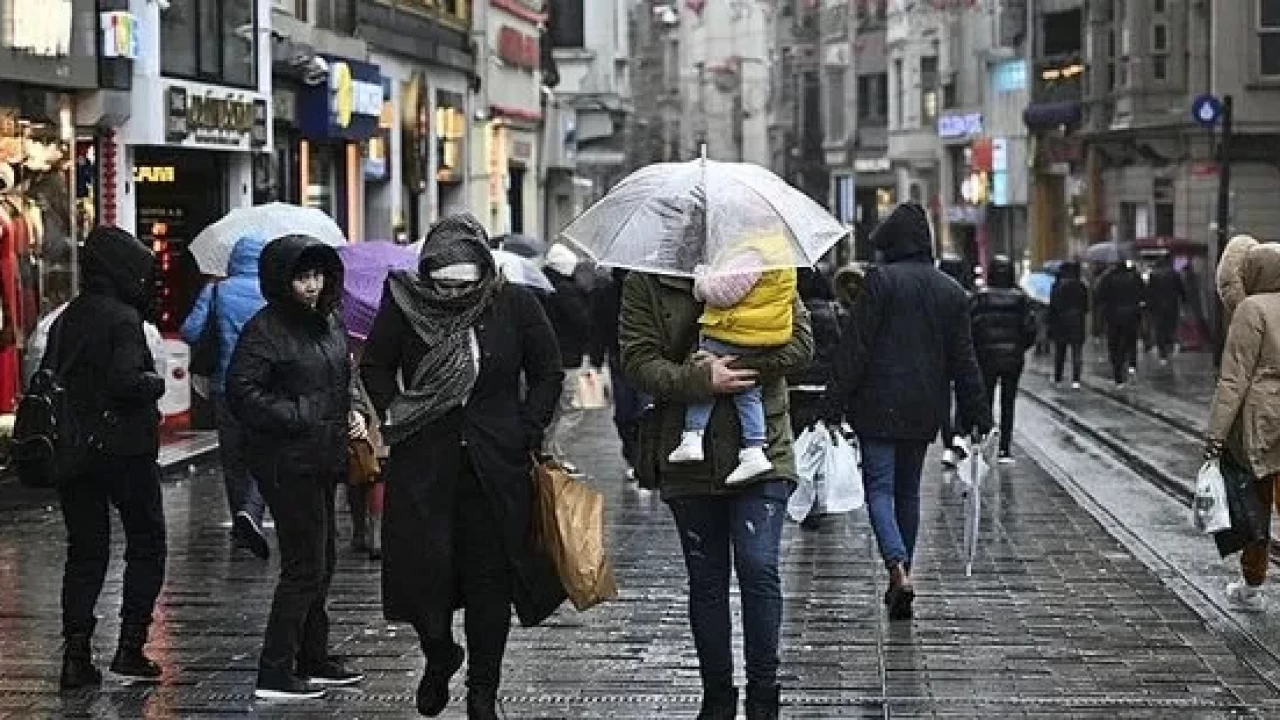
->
xmin=1217 ymin=234 xmax=1259 ymax=329
xmin=1209 ymin=243 xmax=1280 ymax=478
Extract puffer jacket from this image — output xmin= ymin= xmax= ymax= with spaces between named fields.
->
xmin=1048 ymin=261 xmax=1089 ymax=344
xmin=1209 ymin=243 xmax=1280 ymax=478
xmin=226 ymin=235 xmax=351 ymax=482
xmin=1218 ymin=234 xmax=1259 ymax=329
xmin=829 ymin=202 xmax=991 ymax=441
xmin=970 ymin=259 xmax=1035 ymax=374
xmin=54 ymin=226 xmax=165 ymax=458
xmin=1096 ymin=264 xmax=1146 ymax=325
xmin=181 ymin=235 xmax=268 ymax=394
xmin=699 ymin=267 xmax=797 ymax=347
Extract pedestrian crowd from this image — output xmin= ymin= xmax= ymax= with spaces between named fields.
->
xmin=33 ymin=185 xmax=1250 ymax=720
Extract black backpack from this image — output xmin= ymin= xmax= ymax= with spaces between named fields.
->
xmin=12 ymin=314 xmax=90 ymax=488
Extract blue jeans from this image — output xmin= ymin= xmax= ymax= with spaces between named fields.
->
xmin=667 ymin=481 xmax=787 ymax=690
xmin=860 ymin=438 xmax=930 ymax=569
xmin=684 ymin=338 xmax=766 ymax=447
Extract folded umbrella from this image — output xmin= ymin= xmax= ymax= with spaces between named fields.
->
xmin=338 ymin=241 xmax=417 ymax=340
xmin=190 ymin=203 xmax=347 ymax=275
xmin=961 ymin=430 xmax=1001 ymax=577
xmin=559 ymin=158 xmax=848 ymax=277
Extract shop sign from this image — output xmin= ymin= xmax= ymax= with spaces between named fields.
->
xmin=854 ymin=157 xmax=891 ymax=174
xmin=8 ymin=0 xmax=72 ymax=57
xmin=134 ymin=165 xmax=177 ymax=184
xmin=299 ymin=56 xmax=385 ymax=141
xmin=938 ymin=112 xmax=983 ymax=141
xmin=945 ymin=205 xmax=985 ymax=225
xmin=166 ymin=85 xmax=269 ymax=149
xmin=363 ymin=79 xmax=393 ymax=181
xmin=497 ymin=26 xmax=540 ymax=71
xmin=100 ymin=11 xmax=139 ymax=60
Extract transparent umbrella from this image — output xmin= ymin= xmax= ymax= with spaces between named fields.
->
xmin=189 ymin=203 xmax=346 ymax=275
xmin=559 ymin=158 xmax=848 ymax=277
xmin=959 ymin=430 xmax=1001 ymax=577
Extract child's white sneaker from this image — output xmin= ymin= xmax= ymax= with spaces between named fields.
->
xmin=724 ymin=447 xmax=773 ymax=485
xmin=668 ymin=432 xmax=705 ymax=464
xmin=1226 ymin=581 xmax=1265 ymax=612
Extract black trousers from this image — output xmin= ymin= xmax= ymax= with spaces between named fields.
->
xmin=1053 ymin=341 xmax=1084 ymax=383
xmin=59 ymin=454 xmax=167 ymax=637
xmin=1107 ymin=320 xmax=1139 ymax=383
xmin=416 ymin=461 xmax=512 ymax=693
xmin=982 ymin=366 xmax=1021 ymax=454
xmin=1154 ymin=311 xmax=1179 ymax=359
xmin=259 ymin=473 xmax=337 ymax=678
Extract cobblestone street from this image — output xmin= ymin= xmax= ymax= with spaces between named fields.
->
xmin=0 ymin=408 xmax=1278 ymax=718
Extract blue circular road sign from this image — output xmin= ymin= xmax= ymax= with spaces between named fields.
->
xmin=1192 ymin=94 xmax=1223 ymax=127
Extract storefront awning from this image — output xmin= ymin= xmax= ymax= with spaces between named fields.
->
xmin=1022 ymin=101 xmax=1082 ymax=131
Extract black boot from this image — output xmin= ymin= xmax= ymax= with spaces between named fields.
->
xmin=109 ymin=623 xmax=162 ymax=681
xmin=60 ymin=624 xmax=101 ymax=690
xmin=696 ymin=684 xmax=738 ymax=720
xmin=466 ymin=687 xmax=501 ymax=720
xmin=416 ymin=642 xmax=464 ymax=717
xmin=746 ymin=683 xmax=782 ymax=720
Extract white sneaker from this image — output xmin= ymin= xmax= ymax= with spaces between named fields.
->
xmin=724 ymin=448 xmax=773 ymax=485
xmin=1226 ymin=581 xmax=1265 ymax=612
xmin=668 ymin=432 xmax=705 ymax=464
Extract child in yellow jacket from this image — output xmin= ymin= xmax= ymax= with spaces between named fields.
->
xmin=669 ymin=241 xmax=798 ymax=485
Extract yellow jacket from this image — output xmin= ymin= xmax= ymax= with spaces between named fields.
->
xmin=700 ymin=267 xmax=797 ymax=347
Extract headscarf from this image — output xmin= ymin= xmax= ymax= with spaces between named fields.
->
xmin=381 ymin=214 xmax=499 ymax=445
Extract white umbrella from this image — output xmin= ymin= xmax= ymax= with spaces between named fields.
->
xmin=189 ymin=203 xmax=346 ymax=275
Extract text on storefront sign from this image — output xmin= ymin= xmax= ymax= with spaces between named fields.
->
xmin=331 ymin=62 xmax=384 ymax=128
xmin=938 ymin=112 xmax=983 ymax=140
xmin=134 ymin=166 xmax=177 ymax=184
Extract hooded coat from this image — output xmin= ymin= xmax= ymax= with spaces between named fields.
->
xmin=1218 ymin=234 xmax=1260 ymax=329
xmin=1209 ymin=243 xmax=1280 ymax=478
xmin=53 ymin=226 xmax=164 ymax=458
xmin=1048 ymin=261 xmax=1089 ymax=344
xmin=542 ymin=247 xmax=592 ymax=367
xmin=1096 ymin=263 xmax=1146 ymax=326
xmin=180 ymin=234 xmax=269 ymax=393
xmin=969 ymin=258 xmax=1036 ymax=374
xmin=225 ymin=235 xmax=351 ymax=483
xmin=361 ymin=217 xmax=566 ymax=632
xmin=829 ymin=203 xmax=991 ymax=441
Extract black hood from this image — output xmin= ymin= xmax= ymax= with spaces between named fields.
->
xmin=872 ymin=203 xmax=934 ymax=263
xmin=987 ymin=257 xmax=1015 ymax=288
xmin=258 ymin=234 xmax=343 ymax=315
xmin=81 ymin=225 xmax=155 ymax=311
xmin=1059 ymin=261 xmax=1081 ymax=280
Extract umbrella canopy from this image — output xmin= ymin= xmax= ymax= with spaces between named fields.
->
xmin=500 ymin=234 xmax=546 ymax=259
xmin=1084 ymin=241 xmax=1133 ymax=266
xmin=1020 ymin=270 xmax=1056 ymax=305
xmin=960 ymin=430 xmax=1001 ymax=577
xmin=559 ymin=158 xmax=848 ymax=278
xmin=494 ymin=249 xmax=555 ymax=293
xmin=189 ymin=202 xmax=346 ymax=275
xmin=338 ymin=241 xmax=417 ymax=340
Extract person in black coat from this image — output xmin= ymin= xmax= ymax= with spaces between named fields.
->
xmin=1145 ymin=256 xmax=1186 ymax=363
xmin=1049 ymin=260 xmax=1089 ymax=386
xmin=1096 ymin=261 xmax=1146 ymax=385
xmin=588 ymin=268 xmax=646 ymax=477
xmin=788 ymin=268 xmax=840 ymax=433
xmin=970 ymin=257 xmax=1036 ymax=461
xmin=826 ymin=202 xmax=991 ymax=621
xmin=54 ymin=226 xmax=167 ymax=689
xmin=936 ymin=257 xmax=972 ymax=468
xmin=541 ymin=243 xmax=592 ymax=467
xmin=361 ymin=214 xmax=566 ymax=720
xmin=227 ymin=234 xmax=365 ymax=700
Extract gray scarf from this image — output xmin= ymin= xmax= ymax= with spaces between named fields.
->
xmin=381 ymin=214 xmax=498 ymax=445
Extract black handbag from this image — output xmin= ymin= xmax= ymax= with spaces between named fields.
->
xmin=1213 ymin=452 xmax=1270 ymax=558
xmin=189 ymin=284 xmax=220 ymax=378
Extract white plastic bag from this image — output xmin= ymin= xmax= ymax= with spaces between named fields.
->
xmin=1193 ymin=459 xmax=1231 ymax=534
xmin=787 ymin=424 xmax=828 ymax=522
xmin=822 ymin=429 xmax=864 ymax=513
xmin=572 ymin=369 xmax=609 ymax=410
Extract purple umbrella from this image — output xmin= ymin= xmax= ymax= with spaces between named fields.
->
xmin=338 ymin=241 xmax=418 ymax=340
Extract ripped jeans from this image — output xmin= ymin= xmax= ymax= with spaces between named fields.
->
xmin=667 ymin=481 xmax=788 ymax=690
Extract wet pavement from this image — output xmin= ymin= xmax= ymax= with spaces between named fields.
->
xmin=3 ymin=407 xmax=1280 ymax=717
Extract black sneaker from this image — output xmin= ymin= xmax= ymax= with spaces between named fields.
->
xmin=234 ymin=511 xmax=270 ymax=560
xmin=255 ymin=671 xmax=326 ymax=700
xmin=109 ymin=647 xmax=162 ymax=681
xmin=299 ymin=657 xmax=365 ymax=687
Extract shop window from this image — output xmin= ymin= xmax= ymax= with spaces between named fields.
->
xmin=161 ymin=0 xmax=258 ymax=88
xmin=316 ymin=0 xmax=356 ymax=33
xmin=892 ymin=58 xmax=903 ymax=129
xmin=550 ymin=0 xmax=585 ymax=49
xmin=920 ymin=56 xmax=938 ymax=125
xmin=1152 ymin=56 xmax=1168 ymax=82
xmin=1260 ymin=0 xmax=1280 ymax=77
xmin=1154 ymin=178 xmax=1175 ymax=237
xmin=1042 ymin=9 xmax=1083 ymax=57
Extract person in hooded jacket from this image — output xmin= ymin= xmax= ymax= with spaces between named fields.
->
xmin=226 ymin=235 xmax=366 ymax=700
xmin=588 ymin=268 xmax=646 ymax=478
xmin=969 ymin=256 xmax=1036 ymax=461
xmin=361 ymin=215 xmax=566 ymax=720
xmin=1048 ymin=261 xmax=1089 ymax=387
xmin=1145 ymin=255 xmax=1186 ymax=364
xmin=788 ymin=268 xmax=840 ymax=434
xmin=825 ymin=203 xmax=991 ymax=621
xmin=54 ymin=226 xmax=168 ymax=689
xmin=541 ymin=243 xmax=593 ymax=469
xmin=1207 ymin=242 xmax=1280 ymax=612
xmin=1095 ymin=261 xmax=1146 ymax=385
xmin=181 ymin=234 xmax=270 ymax=558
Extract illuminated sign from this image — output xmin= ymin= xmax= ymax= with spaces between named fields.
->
xmin=300 ymin=56 xmax=384 ymax=141
xmin=165 ymin=85 xmax=269 ymax=149
xmin=8 ymin=0 xmax=73 ymax=57
xmin=100 ymin=11 xmax=139 ymax=60
xmin=331 ymin=62 xmax=384 ymax=129
xmin=134 ymin=166 xmax=177 ymax=184
xmin=938 ymin=112 xmax=983 ymax=140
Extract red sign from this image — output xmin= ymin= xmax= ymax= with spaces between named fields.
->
xmin=497 ymin=26 xmax=539 ymax=71
xmin=970 ymin=138 xmax=993 ymax=172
